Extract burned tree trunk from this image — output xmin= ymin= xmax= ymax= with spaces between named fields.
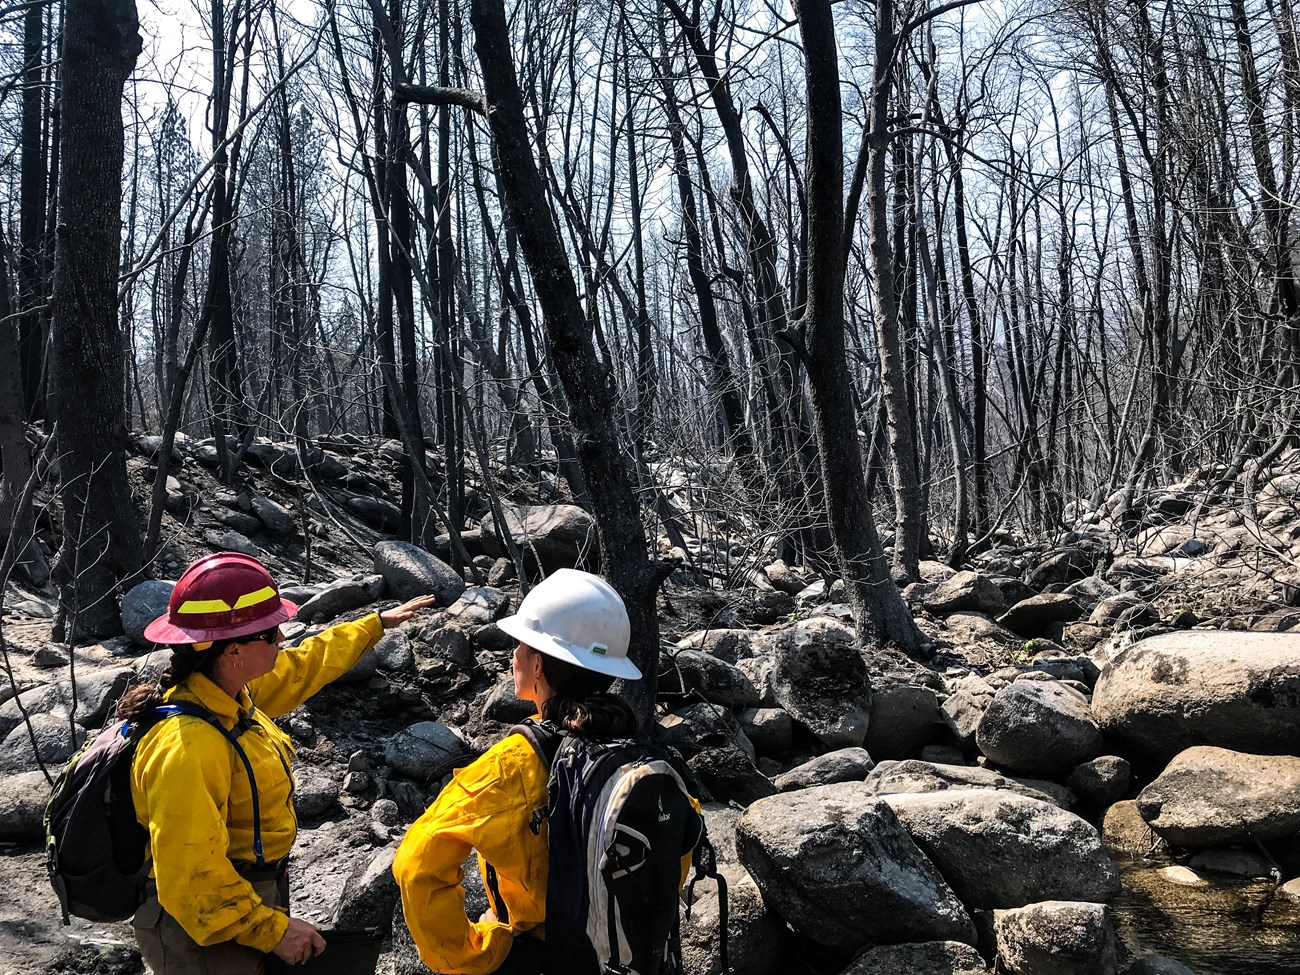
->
xmin=49 ymin=0 xmax=143 ymax=641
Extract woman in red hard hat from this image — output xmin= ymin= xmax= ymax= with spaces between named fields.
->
xmin=116 ymin=551 xmax=437 ymax=972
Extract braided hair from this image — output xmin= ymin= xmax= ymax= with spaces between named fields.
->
xmin=115 ymin=642 xmax=228 ymax=720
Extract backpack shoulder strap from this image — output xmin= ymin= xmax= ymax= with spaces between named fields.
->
xmin=509 ymin=716 xmax=565 ymax=772
xmin=150 ymin=702 xmax=268 ymax=867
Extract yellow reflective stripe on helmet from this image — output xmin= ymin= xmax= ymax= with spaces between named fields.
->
xmin=232 ymin=586 xmax=276 ymax=610
xmin=177 ymin=586 xmax=277 ymax=614
xmin=177 ymin=598 xmax=233 ymax=613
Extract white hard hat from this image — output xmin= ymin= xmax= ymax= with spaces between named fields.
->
xmin=497 ymin=568 xmax=641 ymax=680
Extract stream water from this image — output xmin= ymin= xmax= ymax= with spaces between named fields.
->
xmin=1112 ymin=857 xmax=1300 ymax=974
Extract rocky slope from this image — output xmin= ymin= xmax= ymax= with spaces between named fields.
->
xmin=2 ymin=434 xmax=1299 ymax=974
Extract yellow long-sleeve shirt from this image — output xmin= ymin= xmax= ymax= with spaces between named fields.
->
xmin=394 ymin=731 xmax=551 ymax=975
xmin=131 ymin=613 xmax=384 ymax=951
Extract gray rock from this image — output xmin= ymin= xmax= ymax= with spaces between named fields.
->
xmin=740 ymin=707 xmax=793 ymax=755
xmin=444 ymin=586 xmax=509 ymax=626
xmin=864 ymin=760 xmax=1070 ymax=809
xmin=734 ymin=656 xmax=776 ymax=706
xmin=122 ymin=580 xmax=175 ymax=646
xmin=1187 ymin=847 xmax=1275 ymax=880
xmin=842 ymin=941 xmax=989 ymax=975
xmin=34 ymin=645 xmax=68 ymax=668
xmin=885 ymin=790 xmax=1120 ymax=909
xmin=1027 ymin=655 xmax=1085 ymax=684
xmin=373 ymin=630 xmax=416 ymax=674
xmin=203 ymin=528 xmax=261 ymax=557
xmin=1090 ymin=593 xmax=1154 ymax=628
xmin=1136 ymin=746 xmax=1300 ymax=847
xmin=736 ymin=784 xmax=974 ymax=951
xmin=0 ymin=713 xmax=86 ymax=771
xmin=765 ymin=619 xmax=871 ymax=748
xmin=1025 ymin=548 xmax=1102 ymax=590
xmin=1101 ymin=800 xmax=1168 ymax=859
xmin=418 ymin=623 xmax=477 ymax=669
xmin=250 ymin=493 xmax=297 ymax=535
xmin=1062 ymin=576 xmax=1119 ymax=615
xmin=941 ymin=691 xmax=988 ymax=750
xmin=297 ymin=574 xmax=386 ymax=624
xmin=764 ymin=560 xmax=811 ymax=598
xmin=998 ymin=594 xmax=1083 ymax=637
xmin=293 ymin=774 xmax=340 ymax=818
xmin=675 ymin=629 xmax=757 ymax=665
xmin=479 ymin=504 xmax=598 ymax=572
xmin=976 ymin=680 xmax=1101 ymax=776
xmin=1124 ymin=958 xmax=1197 ymax=975
xmin=1092 ymin=631 xmax=1300 ymax=761
xmin=333 ymin=847 xmax=400 ymax=930
xmin=943 ymin=611 xmax=1021 ymax=647
xmin=346 ymin=496 xmax=402 ymax=532
xmin=665 ymin=650 xmax=760 ymax=709
xmin=374 ymin=540 xmax=466 ymax=605
xmin=334 ymin=647 xmax=378 ymax=684
xmin=865 ymin=682 xmax=940 ymax=760
xmin=924 ymin=571 xmax=1007 ymax=616
xmin=688 ymin=743 xmax=777 ymax=806
xmin=384 ymin=722 xmax=468 ymax=780
xmin=774 ymin=747 xmax=874 ymax=792
xmin=480 ymin=676 xmax=534 ymax=725
xmin=0 ymin=770 xmax=54 ymax=840
xmin=1066 ymin=756 xmax=1131 ymax=808
xmin=993 ymin=901 xmax=1118 ymax=975
xmin=661 ymin=703 xmax=754 ymax=760
xmin=681 ymin=865 xmax=786 ymax=975
xmin=211 ymin=507 xmax=264 ymax=535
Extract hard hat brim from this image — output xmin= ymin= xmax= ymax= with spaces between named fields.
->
xmin=497 ymin=612 xmax=642 ymax=680
xmin=142 ymin=599 xmax=298 ymax=646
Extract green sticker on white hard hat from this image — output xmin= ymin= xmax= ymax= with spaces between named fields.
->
xmin=591 ymin=643 xmax=608 ymax=656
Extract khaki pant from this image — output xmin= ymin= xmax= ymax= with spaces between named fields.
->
xmin=134 ymin=874 xmax=286 ymax=975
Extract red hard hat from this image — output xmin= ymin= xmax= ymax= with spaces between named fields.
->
xmin=143 ymin=552 xmax=298 ymax=645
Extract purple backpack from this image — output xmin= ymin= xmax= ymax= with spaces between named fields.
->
xmin=43 ymin=701 xmax=261 ymax=923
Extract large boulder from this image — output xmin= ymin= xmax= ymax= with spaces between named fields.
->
xmin=774 ymin=747 xmax=875 ymax=792
xmin=250 ymin=493 xmax=297 ymax=535
xmin=662 ymin=650 xmax=760 ymax=709
xmin=864 ymin=760 xmax=1070 ymax=809
xmin=1091 ymin=631 xmax=1300 ymax=761
xmin=680 ymin=865 xmax=786 ymax=975
xmin=924 ymin=571 xmax=1007 ymax=617
xmin=1024 ymin=548 xmax=1104 ymax=590
xmin=975 ymin=681 xmax=1101 ymax=776
xmin=296 ymin=574 xmax=386 ymax=624
xmin=333 ymin=847 xmax=400 ymax=931
xmin=0 ymin=770 xmax=54 ymax=840
xmin=736 ymin=784 xmax=974 ymax=952
xmin=993 ymin=901 xmax=1119 ymax=975
xmin=864 ymin=682 xmax=940 ymax=760
xmin=764 ymin=619 xmax=871 ymax=748
xmin=0 ymin=713 xmax=86 ymax=771
xmin=479 ymin=504 xmax=598 ymax=572
xmin=1135 ymin=746 xmax=1300 ymax=847
xmin=374 ymin=540 xmax=466 ymax=604
xmin=842 ymin=941 xmax=989 ymax=975
xmin=384 ymin=722 xmax=469 ymax=780
xmin=121 ymin=580 xmax=174 ymax=646
xmin=997 ymin=595 xmax=1083 ymax=638
xmin=884 ymin=790 xmax=1120 ymax=909
xmin=687 ymin=743 xmax=777 ymax=807
xmin=676 ymin=629 xmax=757 ymax=665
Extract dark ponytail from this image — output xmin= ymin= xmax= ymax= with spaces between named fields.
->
xmin=539 ymin=654 xmax=639 ymax=739
xmin=115 ymin=643 xmax=227 ymax=720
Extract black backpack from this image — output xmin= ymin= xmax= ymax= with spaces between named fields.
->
xmin=44 ymin=700 xmax=264 ymax=924
xmin=507 ymin=718 xmax=728 ymax=975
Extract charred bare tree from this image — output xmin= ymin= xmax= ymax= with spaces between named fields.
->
xmin=49 ymin=0 xmax=143 ymax=640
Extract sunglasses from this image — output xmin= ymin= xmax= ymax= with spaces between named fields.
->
xmin=246 ymin=626 xmax=283 ymax=645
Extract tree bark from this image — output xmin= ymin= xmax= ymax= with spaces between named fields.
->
xmin=468 ymin=0 xmax=666 ymax=717
xmin=794 ymin=0 xmax=922 ymax=653
xmin=49 ymin=0 xmax=143 ymax=641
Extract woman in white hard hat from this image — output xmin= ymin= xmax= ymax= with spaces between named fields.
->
xmin=393 ymin=569 xmax=642 ymax=975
